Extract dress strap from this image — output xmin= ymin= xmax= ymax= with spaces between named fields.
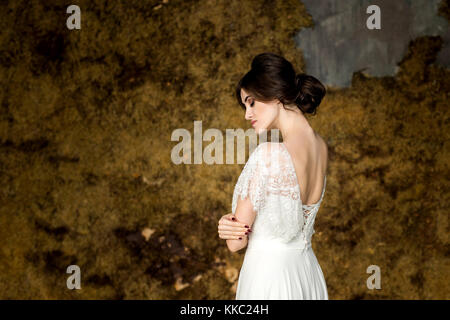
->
xmin=319 ymin=175 xmax=326 ymax=200
xmin=302 ymin=175 xmax=326 ymax=209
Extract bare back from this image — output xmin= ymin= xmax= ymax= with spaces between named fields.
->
xmin=283 ymin=131 xmax=328 ymax=206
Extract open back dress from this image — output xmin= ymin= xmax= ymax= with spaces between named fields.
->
xmin=231 ymin=141 xmax=328 ymax=300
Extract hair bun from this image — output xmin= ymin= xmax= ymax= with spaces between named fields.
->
xmin=295 ymin=73 xmax=307 ymax=89
xmin=235 ymin=52 xmax=326 ymax=116
xmin=294 ymin=73 xmax=326 ymax=115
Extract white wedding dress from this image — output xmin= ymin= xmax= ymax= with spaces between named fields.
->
xmin=231 ymin=142 xmax=328 ymax=300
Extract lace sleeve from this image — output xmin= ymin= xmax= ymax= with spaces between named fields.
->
xmin=231 ymin=142 xmax=304 ymax=243
xmin=231 ymin=143 xmax=268 ymax=215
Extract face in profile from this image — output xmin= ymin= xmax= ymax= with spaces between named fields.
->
xmin=240 ymin=88 xmax=280 ymax=135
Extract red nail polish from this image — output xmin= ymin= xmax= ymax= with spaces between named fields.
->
xmin=232 ymin=217 xmax=236 ymax=221
xmin=239 ymin=237 xmax=242 ymax=240
xmin=245 ymin=225 xmax=249 ymax=228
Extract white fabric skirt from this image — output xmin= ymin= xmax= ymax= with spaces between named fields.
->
xmin=235 ymin=238 xmax=329 ymax=300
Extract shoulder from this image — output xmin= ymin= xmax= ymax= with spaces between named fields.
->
xmin=314 ymin=133 xmax=329 ymax=170
xmin=250 ymin=142 xmax=284 ymax=161
xmin=249 ymin=142 xmax=288 ymax=170
xmin=315 ymin=131 xmax=327 ymax=146
xmin=253 ymin=141 xmax=284 ymax=155
xmin=316 ymin=133 xmax=328 ymax=158
xmin=312 ymin=132 xmax=327 ymax=154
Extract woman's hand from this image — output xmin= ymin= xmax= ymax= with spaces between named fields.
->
xmin=218 ymin=213 xmax=252 ymax=240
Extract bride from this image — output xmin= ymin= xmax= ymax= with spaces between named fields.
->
xmin=218 ymin=52 xmax=329 ymax=300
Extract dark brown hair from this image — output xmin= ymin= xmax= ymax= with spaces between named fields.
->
xmin=236 ymin=52 xmax=326 ymax=115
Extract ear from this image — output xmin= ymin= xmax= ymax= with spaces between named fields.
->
xmin=276 ymin=100 xmax=284 ymax=109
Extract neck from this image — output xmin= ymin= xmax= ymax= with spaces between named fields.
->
xmin=276 ymin=105 xmax=314 ymax=143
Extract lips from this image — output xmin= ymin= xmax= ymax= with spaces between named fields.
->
xmin=251 ymin=120 xmax=257 ymax=126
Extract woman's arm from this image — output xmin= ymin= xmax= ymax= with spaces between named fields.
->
xmin=225 ymin=143 xmax=268 ymax=252
xmin=226 ymin=196 xmax=256 ymax=252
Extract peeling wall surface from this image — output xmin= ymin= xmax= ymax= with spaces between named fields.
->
xmin=0 ymin=0 xmax=448 ymax=300
xmin=296 ymin=0 xmax=449 ymax=87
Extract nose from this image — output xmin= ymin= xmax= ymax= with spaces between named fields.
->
xmin=244 ymin=107 xmax=253 ymax=121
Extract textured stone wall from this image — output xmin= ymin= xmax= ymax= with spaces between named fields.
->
xmin=296 ymin=0 xmax=449 ymax=87
xmin=0 ymin=0 xmax=448 ymax=299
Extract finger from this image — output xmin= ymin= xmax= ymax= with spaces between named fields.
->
xmin=220 ymin=218 xmax=250 ymax=228
xmin=219 ymin=230 xmax=249 ymax=236
xmin=219 ymin=214 xmax=236 ymax=224
xmin=221 ymin=214 xmax=238 ymax=222
xmin=220 ymin=213 xmax=233 ymax=221
xmin=219 ymin=234 xmax=247 ymax=240
xmin=218 ymin=225 xmax=249 ymax=233
xmin=217 ymin=226 xmax=252 ymax=235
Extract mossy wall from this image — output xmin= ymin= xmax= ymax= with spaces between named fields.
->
xmin=0 ymin=0 xmax=448 ymax=299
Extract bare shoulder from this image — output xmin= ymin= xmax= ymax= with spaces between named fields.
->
xmin=316 ymin=133 xmax=328 ymax=153
xmin=314 ymin=132 xmax=328 ymax=167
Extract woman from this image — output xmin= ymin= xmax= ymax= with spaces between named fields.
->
xmin=218 ymin=52 xmax=329 ymax=300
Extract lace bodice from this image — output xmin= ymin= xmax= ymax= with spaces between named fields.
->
xmin=231 ymin=142 xmax=326 ymax=247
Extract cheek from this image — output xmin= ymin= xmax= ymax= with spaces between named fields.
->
xmin=255 ymin=102 xmax=278 ymax=122
xmin=261 ymin=107 xmax=278 ymax=122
